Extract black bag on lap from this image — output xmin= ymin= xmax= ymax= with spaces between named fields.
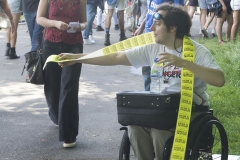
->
xmin=116 ymin=91 xmax=180 ymax=130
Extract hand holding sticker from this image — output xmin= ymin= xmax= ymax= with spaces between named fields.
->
xmin=67 ymin=22 xmax=79 ymax=33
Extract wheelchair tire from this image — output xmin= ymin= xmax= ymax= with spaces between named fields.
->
xmin=119 ymin=129 xmax=131 ymax=160
xmin=187 ymin=119 xmax=228 ymax=160
xmin=186 ymin=114 xmax=217 ymax=153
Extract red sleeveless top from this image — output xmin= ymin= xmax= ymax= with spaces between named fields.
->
xmin=44 ymin=0 xmax=83 ymax=44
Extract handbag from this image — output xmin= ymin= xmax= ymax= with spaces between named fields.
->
xmin=21 ymin=0 xmax=50 ymax=85
xmin=116 ymin=91 xmax=181 ymax=130
xmin=207 ymin=0 xmax=222 ymax=13
xmin=22 ymin=49 xmax=45 ymax=85
xmin=21 ymin=26 xmax=45 ymax=85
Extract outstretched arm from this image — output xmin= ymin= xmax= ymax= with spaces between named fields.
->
xmin=58 ymin=51 xmax=131 ymax=67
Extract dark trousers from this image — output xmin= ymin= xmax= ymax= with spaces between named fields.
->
xmin=42 ymin=40 xmax=83 ymax=142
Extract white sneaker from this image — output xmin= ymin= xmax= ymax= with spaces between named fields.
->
xmin=199 ymin=28 xmax=202 ymax=35
xmin=89 ymin=35 xmax=96 ymax=43
xmin=212 ymin=29 xmax=216 ymax=37
xmin=83 ymin=38 xmax=95 ymax=45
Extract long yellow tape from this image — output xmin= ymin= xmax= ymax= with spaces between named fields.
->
xmin=170 ymin=36 xmax=194 ymax=160
xmin=101 ymin=32 xmax=155 ymax=55
xmin=44 ymin=33 xmax=194 ymax=160
xmin=43 ymin=32 xmax=155 ymax=69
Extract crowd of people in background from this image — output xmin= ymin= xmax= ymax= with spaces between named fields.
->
xmin=0 ymin=0 xmax=43 ymax=60
xmin=95 ymin=0 xmax=240 ymax=45
xmin=2 ymin=0 xmax=240 ymax=55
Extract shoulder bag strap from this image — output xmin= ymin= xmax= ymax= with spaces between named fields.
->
xmin=79 ymin=0 xmax=87 ymax=23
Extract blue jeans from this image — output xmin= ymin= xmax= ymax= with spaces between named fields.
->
xmin=42 ymin=41 xmax=83 ymax=142
xmin=82 ymin=4 xmax=97 ymax=39
xmin=142 ymin=66 xmax=151 ymax=91
xmin=24 ymin=11 xmax=44 ymax=51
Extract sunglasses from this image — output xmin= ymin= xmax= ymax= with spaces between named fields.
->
xmin=153 ymin=12 xmax=165 ymax=20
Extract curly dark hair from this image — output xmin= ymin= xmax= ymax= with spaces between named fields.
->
xmin=155 ymin=3 xmax=192 ymax=39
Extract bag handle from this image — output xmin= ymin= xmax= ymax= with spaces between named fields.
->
xmin=79 ymin=0 xmax=87 ymax=23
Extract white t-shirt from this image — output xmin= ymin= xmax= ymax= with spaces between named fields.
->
xmin=125 ymin=39 xmax=221 ymax=105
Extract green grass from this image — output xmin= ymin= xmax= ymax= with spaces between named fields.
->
xmin=195 ymin=36 xmax=240 ymax=155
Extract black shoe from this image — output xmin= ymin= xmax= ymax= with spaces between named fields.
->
xmin=201 ymin=29 xmax=208 ymax=38
xmin=9 ymin=50 xmax=20 ymax=59
xmin=96 ymin=26 xmax=104 ymax=31
xmin=104 ymin=33 xmax=111 ymax=46
xmin=119 ymin=33 xmax=127 ymax=41
xmin=5 ymin=45 xmax=10 ymax=56
xmin=115 ymin=24 xmax=119 ymax=30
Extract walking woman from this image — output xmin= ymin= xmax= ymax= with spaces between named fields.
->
xmin=216 ymin=0 xmax=233 ymax=44
xmin=37 ymin=0 xmax=87 ymax=148
xmin=4 ymin=0 xmax=20 ymax=59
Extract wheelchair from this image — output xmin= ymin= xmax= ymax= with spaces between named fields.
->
xmin=118 ymin=110 xmax=228 ymax=160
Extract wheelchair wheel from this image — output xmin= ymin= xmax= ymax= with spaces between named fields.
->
xmin=187 ymin=118 xmax=228 ymax=160
xmin=119 ymin=127 xmax=131 ymax=160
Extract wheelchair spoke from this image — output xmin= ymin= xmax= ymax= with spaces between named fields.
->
xmin=212 ymin=138 xmax=221 ymax=149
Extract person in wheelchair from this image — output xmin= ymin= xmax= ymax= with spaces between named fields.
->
xmin=58 ymin=3 xmax=225 ymax=160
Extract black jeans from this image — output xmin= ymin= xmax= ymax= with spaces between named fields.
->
xmin=42 ymin=40 xmax=83 ymax=142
